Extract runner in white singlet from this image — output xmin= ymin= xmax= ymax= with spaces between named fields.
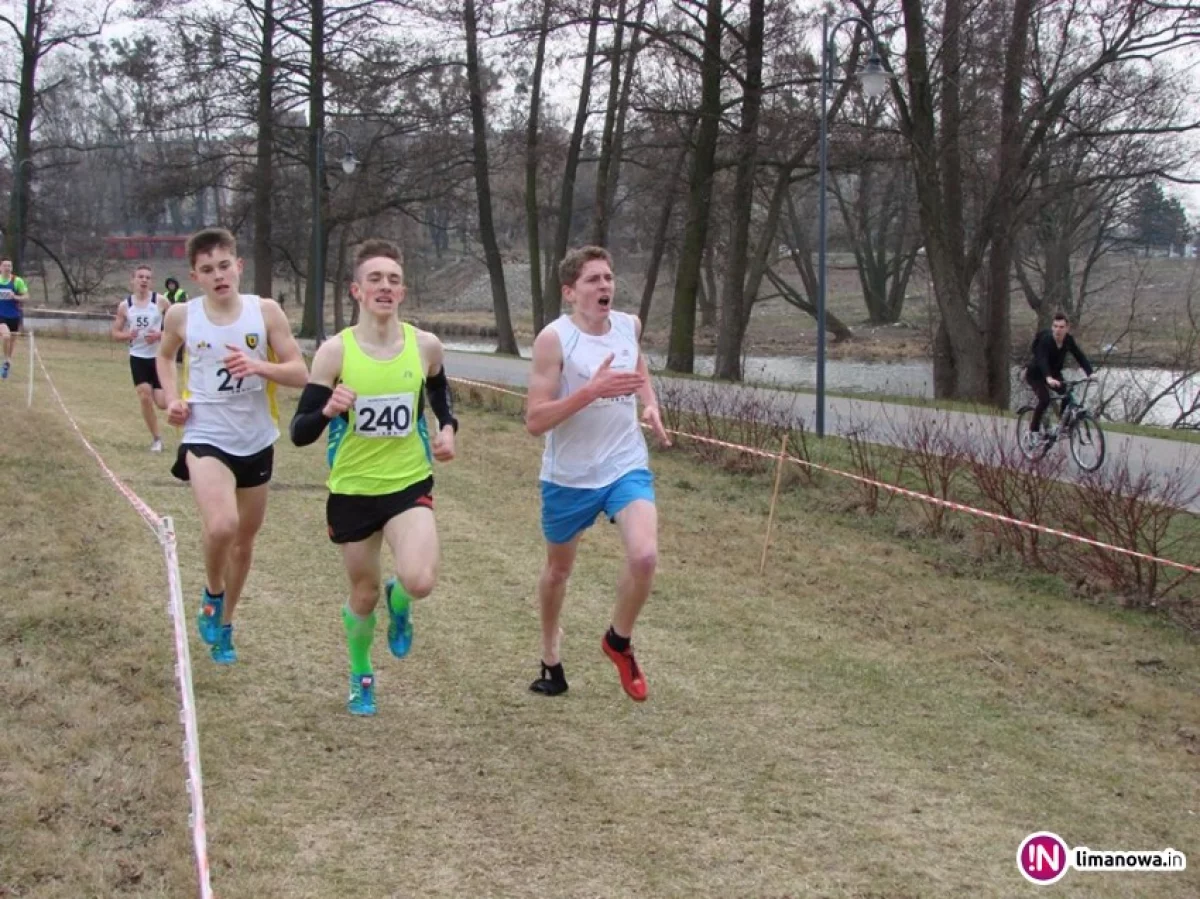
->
xmin=525 ymin=246 xmax=671 ymax=702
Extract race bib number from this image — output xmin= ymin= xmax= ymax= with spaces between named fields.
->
xmin=354 ymin=393 xmax=416 ymax=438
xmin=202 ymin=364 xmax=263 ymax=398
xmin=0 ymin=288 xmax=13 ymax=301
xmin=134 ymin=314 xmax=153 ymax=329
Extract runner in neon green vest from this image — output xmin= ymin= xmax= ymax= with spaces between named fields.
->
xmin=289 ymin=238 xmax=459 ymax=716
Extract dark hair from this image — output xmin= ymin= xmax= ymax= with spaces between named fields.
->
xmin=1052 ymin=312 xmax=1070 ymax=325
xmin=558 ymin=246 xmax=613 ymax=287
xmin=165 ymin=277 xmax=179 ymax=289
xmin=353 ymin=239 xmax=403 ymax=278
xmin=187 ymin=227 xmax=238 ymax=268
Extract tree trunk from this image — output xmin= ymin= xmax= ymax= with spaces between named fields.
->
xmin=591 ymin=0 xmax=627 ymax=246
xmin=542 ymin=0 xmax=602 ymax=320
xmin=6 ymin=0 xmax=38 ymax=268
xmin=301 ymin=0 xmax=326 ymax=339
xmin=981 ymin=0 xmax=1034 ymax=408
xmin=700 ymin=248 xmax=717 ymax=328
xmin=464 ymin=0 xmax=519 ymax=354
xmin=636 ymin=143 xmax=686 ymax=326
xmin=667 ymin=0 xmax=722 ymax=373
xmin=333 ymin=224 xmax=349 ymax=332
xmin=252 ymin=0 xmax=276 ymax=299
xmin=713 ymin=0 xmax=763 ymax=381
xmin=602 ymin=0 xmax=646 ymax=240
xmin=525 ymin=0 xmax=552 ymax=334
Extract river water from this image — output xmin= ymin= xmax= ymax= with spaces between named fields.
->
xmin=443 ymin=340 xmax=1198 ymax=429
xmin=25 ymin=317 xmax=1194 ymax=429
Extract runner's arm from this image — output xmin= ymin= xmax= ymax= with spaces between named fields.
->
xmin=289 ymin=337 xmax=344 ymax=445
xmin=111 ymin=302 xmax=136 ymax=342
xmin=632 ymin=316 xmax=660 ymax=415
xmin=257 ymin=298 xmax=309 ymax=388
xmin=156 ymin=304 xmax=187 ymax=404
xmin=418 ymin=331 xmax=458 ymax=433
xmin=525 ymin=327 xmax=595 ymax=437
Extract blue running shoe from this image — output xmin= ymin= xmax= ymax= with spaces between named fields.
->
xmin=210 ymin=625 xmax=237 ymax=665
xmin=347 ymin=673 xmax=376 ymax=716
xmin=385 ymin=578 xmax=413 ymax=659
xmin=197 ymin=589 xmax=223 ymax=645
xmin=0 ymin=360 xmax=9 ymax=380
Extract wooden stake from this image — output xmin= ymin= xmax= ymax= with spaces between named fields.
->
xmin=759 ymin=433 xmax=790 ymax=575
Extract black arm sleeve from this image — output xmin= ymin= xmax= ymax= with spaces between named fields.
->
xmin=425 ymin=366 xmax=458 ymax=433
xmin=290 ymin=383 xmax=334 ymax=446
xmin=1067 ymin=336 xmax=1094 ymax=376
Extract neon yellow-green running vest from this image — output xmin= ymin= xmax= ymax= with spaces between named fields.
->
xmin=327 ymin=324 xmax=432 ymax=496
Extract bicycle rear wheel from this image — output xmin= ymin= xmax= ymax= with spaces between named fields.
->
xmin=1016 ymin=408 xmax=1051 ymax=461
xmin=1069 ymin=414 xmax=1106 ymax=472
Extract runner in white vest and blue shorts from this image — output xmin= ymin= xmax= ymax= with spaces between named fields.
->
xmin=156 ymin=228 xmax=308 ymax=665
xmin=525 ymin=246 xmax=671 ymax=702
xmin=110 ymin=264 xmax=171 ymax=452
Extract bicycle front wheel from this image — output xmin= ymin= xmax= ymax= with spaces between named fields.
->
xmin=1069 ymin=414 xmax=1106 ymax=472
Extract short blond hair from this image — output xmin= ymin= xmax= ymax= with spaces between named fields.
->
xmin=558 ymin=246 xmax=613 ymax=288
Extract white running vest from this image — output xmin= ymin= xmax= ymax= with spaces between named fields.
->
xmin=539 ymin=311 xmax=649 ymax=488
xmin=126 ymin=293 xmax=164 ymax=359
xmin=182 ymin=295 xmax=279 ymax=456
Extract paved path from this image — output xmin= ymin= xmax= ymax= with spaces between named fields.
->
xmin=446 ymin=350 xmax=1200 ymax=513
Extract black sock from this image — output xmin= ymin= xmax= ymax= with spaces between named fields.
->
xmin=530 ymin=661 xmax=568 ymax=696
xmin=605 ymin=627 xmax=630 ymax=654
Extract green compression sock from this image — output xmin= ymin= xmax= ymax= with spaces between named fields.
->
xmin=342 ymin=606 xmax=377 ymax=676
xmin=387 ymin=578 xmax=413 ymax=615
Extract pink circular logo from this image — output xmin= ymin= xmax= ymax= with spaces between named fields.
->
xmin=1018 ymin=831 xmax=1071 ymax=885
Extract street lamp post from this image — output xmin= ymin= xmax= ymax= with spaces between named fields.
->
xmin=10 ymin=156 xmax=33 ymax=273
xmin=311 ymin=127 xmax=360 ymax=343
xmin=817 ymin=14 xmax=890 ymax=438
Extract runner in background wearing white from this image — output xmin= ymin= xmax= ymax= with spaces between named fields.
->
xmin=156 ymin=227 xmax=307 ymax=665
xmin=111 ymin=263 xmax=171 ymax=452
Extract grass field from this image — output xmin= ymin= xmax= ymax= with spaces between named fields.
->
xmin=2 ymin=337 xmax=1199 ymax=898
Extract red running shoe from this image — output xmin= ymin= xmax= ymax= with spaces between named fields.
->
xmin=602 ymin=636 xmax=648 ymax=702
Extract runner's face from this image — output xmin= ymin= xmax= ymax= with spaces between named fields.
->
xmin=1052 ymin=319 xmax=1069 ymax=342
xmin=132 ymin=268 xmax=152 ymax=293
xmin=351 ymin=257 xmax=405 ymax=317
xmin=191 ymin=248 xmax=242 ymax=299
xmin=564 ymin=259 xmax=614 ymax=324
xmin=0 ymin=262 xmax=11 ymax=278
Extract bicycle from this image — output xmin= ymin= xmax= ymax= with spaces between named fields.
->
xmin=1016 ymin=375 xmax=1106 ymax=472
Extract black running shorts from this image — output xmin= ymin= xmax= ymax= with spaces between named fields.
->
xmin=0 ymin=316 xmax=19 ymax=333
xmin=172 ymin=443 xmax=275 ymax=490
xmin=130 ymin=355 xmax=162 ymax=389
xmin=326 ymin=477 xmax=435 ymax=544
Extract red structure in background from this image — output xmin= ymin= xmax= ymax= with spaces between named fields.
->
xmin=104 ymin=235 xmax=189 ymax=260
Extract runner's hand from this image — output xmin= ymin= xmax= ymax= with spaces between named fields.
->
xmin=587 ymin=353 xmax=645 ymax=400
xmin=642 ymin=405 xmax=671 ymax=447
xmin=223 ymin=345 xmax=263 ymax=378
xmin=167 ymin=398 xmax=189 ymax=426
xmin=323 ymin=385 xmax=356 ymax=418
xmin=432 ymin=425 xmax=456 ymax=462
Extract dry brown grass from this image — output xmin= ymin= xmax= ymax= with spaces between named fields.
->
xmin=2 ymin=337 xmax=1198 ymax=898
